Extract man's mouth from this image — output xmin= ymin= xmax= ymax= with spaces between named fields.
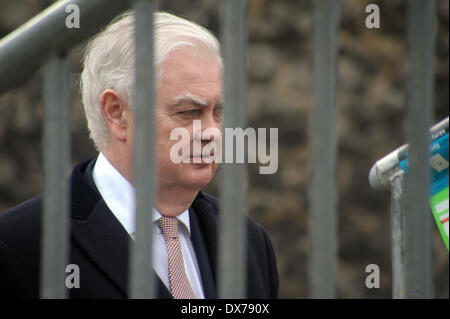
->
xmin=190 ymin=154 xmax=215 ymax=163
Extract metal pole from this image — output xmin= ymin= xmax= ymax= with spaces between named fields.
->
xmin=389 ymin=170 xmax=406 ymax=299
xmin=129 ymin=0 xmax=156 ymax=299
xmin=0 ymin=0 xmax=135 ymax=94
xmin=308 ymin=0 xmax=340 ymax=299
xmin=218 ymin=0 xmax=248 ymax=299
xmin=404 ymin=0 xmax=435 ymax=299
xmin=40 ymin=54 xmax=71 ymax=299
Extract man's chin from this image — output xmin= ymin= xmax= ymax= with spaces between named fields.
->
xmin=184 ymin=163 xmax=215 ymax=188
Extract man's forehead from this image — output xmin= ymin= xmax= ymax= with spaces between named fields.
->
xmin=157 ymin=46 xmax=223 ymax=109
xmin=161 ymin=46 xmax=221 ymax=78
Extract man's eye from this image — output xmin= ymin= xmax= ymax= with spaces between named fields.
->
xmin=180 ymin=109 xmax=201 ymax=116
xmin=215 ymin=106 xmax=224 ymax=115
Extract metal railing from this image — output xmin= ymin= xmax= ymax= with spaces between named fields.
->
xmin=0 ymin=0 xmax=250 ymax=299
xmin=308 ymin=0 xmax=340 ymax=299
xmin=403 ymin=0 xmax=435 ymax=299
xmin=0 ymin=0 xmax=438 ymax=299
xmin=129 ymin=0 xmax=156 ymax=298
xmin=218 ymin=0 xmax=248 ymax=299
xmin=368 ymin=0 xmax=437 ymax=299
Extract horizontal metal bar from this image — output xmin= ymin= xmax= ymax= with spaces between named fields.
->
xmin=40 ymin=55 xmax=70 ymax=298
xmin=0 ymin=0 xmax=134 ymax=94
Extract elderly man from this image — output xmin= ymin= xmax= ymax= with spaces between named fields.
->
xmin=0 ymin=11 xmax=278 ymax=299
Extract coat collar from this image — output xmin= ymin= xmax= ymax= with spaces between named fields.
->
xmin=69 ymin=159 xmax=171 ymax=298
xmin=190 ymin=191 xmax=219 ymax=294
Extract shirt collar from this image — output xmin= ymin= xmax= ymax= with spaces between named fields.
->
xmin=92 ymin=152 xmax=191 ymax=236
xmin=152 ymin=208 xmax=191 ymax=236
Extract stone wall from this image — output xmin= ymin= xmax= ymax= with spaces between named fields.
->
xmin=0 ymin=0 xmax=448 ymax=298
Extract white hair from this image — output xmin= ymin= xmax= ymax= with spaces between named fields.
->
xmin=80 ymin=11 xmax=222 ymax=150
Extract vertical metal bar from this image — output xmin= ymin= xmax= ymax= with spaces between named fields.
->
xmin=129 ymin=0 xmax=156 ymax=299
xmin=40 ymin=54 xmax=70 ymax=299
xmin=404 ymin=0 xmax=435 ymax=299
xmin=389 ymin=170 xmax=407 ymax=299
xmin=309 ymin=0 xmax=340 ymax=299
xmin=218 ymin=0 xmax=248 ymax=299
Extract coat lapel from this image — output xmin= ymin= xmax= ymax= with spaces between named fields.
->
xmin=189 ymin=205 xmax=216 ymax=298
xmin=69 ymin=160 xmax=172 ymax=298
xmin=71 ymin=200 xmax=130 ymax=295
xmin=191 ymin=191 xmax=219 ymax=297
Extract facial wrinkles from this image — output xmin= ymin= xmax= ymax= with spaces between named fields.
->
xmin=156 ymin=49 xmax=222 ymax=150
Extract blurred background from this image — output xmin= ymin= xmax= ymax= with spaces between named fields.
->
xmin=0 ymin=0 xmax=448 ymax=298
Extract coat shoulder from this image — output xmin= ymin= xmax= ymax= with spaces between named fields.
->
xmin=0 ymin=194 xmax=43 ymax=229
xmin=0 ymin=195 xmax=43 ymax=298
xmin=0 ymin=195 xmax=43 ymax=242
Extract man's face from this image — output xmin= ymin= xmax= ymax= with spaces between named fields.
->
xmin=151 ymin=46 xmax=223 ymax=191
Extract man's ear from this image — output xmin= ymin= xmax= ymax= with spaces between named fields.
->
xmin=99 ymin=89 xmax=130 ymax=143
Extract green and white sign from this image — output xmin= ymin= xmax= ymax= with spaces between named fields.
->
xmin=430 ymin=187 xmax=449 ymax=251
xmin=399 ymin=119 xmax=449 ymax=251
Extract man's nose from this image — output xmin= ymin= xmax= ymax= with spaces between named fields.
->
xmin=199 ymin=113 xmax=221 ymax=141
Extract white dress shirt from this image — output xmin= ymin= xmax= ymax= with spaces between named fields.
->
xmin=92 ymin=152 xmax=205 ymax=298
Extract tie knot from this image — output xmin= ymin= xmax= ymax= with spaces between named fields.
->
xmin=158 ymin=216 xmax=178 ymax=240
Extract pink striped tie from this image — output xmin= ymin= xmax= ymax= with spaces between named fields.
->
xmin=158 ymin=216 xmax=196 ymax=299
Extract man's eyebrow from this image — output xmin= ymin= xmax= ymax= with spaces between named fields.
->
xmin=167 ymin=94 xmax=209 ymax=109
